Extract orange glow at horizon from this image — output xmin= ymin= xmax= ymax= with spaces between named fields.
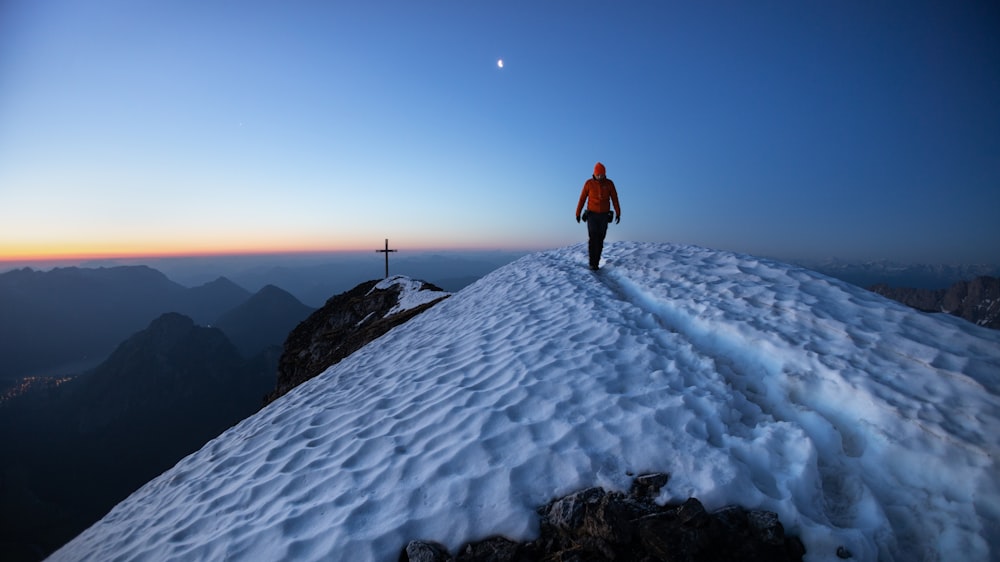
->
xmin=0 ymin=237 xmax=543 ymax=263
xmin=0 ymin=236 xmax=379 ymax=262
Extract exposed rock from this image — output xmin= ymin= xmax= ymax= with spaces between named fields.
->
xmin=265 ymin=278 xmax=449 ymax=405
xmin=402 ymin=540 xmax=453 ymax=562
xmin=401 ymin=474 xmax=805 ymax=562
xmin=870 ymin=275 xmax=1000 ymax=329
xmin=456 ymin=536 xmax=520 ymax=562
xmin=630 ymin=473 xmax=670 ymax=500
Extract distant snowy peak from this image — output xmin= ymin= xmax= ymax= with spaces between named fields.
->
xmin=265 ymin=276 xmax=449 ymax=404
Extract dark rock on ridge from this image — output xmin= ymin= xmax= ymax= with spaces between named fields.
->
xmin=870 ymin=275 xmax=1000 ymax=329
xmin=266 ymin=278 xmax=449 ymax=405
xmin=401 ymin=473 xmax=805 ymax=562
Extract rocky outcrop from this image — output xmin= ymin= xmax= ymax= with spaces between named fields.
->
xmin=870 ymin=275 xmax=1000 ymax=329
xmin=265 ymin=278 xmax=449 ymax=405
xmin=401 ymin=473 xmax=806 ymax=562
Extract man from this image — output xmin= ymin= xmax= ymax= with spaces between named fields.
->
xmin=575 ymin=162 xmax=621 ymax=270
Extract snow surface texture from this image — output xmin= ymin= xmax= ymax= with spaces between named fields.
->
xmin=51 ymin=243 xmax=1000 ymax=562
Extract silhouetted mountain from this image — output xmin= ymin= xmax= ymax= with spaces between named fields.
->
xmin=213 ymin=285 xmax=315 ymax=357
xmin=178 ymin=276 xmax=252 ymax=324
xmin=0 ymin=266 xmax=183 ymax=381
xmin=267 ymin=277 xmax=449 ymax=404
xmin=0 ymin=312 xmax=276 ymax=561
xmin=870 ymin=276 xmax=1000 ymax=329
xmin=0 ymin=267 xmax=252 ymax=383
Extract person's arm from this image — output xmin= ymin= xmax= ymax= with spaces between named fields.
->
xmin=610 ymin=183 xmax=621 ymax=222
xmin=576 ymin=183 xmax=589 ymax=221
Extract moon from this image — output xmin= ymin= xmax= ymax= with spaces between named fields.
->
xmin=497 ymin=58 xmax=504 ymax=69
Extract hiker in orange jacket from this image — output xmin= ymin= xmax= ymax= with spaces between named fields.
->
xmin=576 ymin=162 xmax=621 ymax=270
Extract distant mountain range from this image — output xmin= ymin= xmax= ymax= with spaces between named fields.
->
xmin=792 ymin=259 xmax=1000 ymax=290
xmin=37 ymin=250 xmax=530 ymax=308
xmin=0 ymin=266 xmax=313 ymax=385
xmin=870 ymin=276 xmax=1000 ymax=329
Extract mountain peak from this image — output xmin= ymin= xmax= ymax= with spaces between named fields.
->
xmin=254 ymin=283 xmax=299 ymax=301
xmin=200 ymin=276 xmax=244 ymax=290
xmin=147 ymin=310 xmax=195 ymax=331
xmin=50 ymin=243 xmax=1000 ymax=562
xmin=71 ymin=312 xmax=244 ymax=433
xmin=213 ymin=284 xmax=314 ymax=358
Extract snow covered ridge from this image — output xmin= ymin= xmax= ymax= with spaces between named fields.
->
xmin=51 ymin=242 xmax=1000 ymax=562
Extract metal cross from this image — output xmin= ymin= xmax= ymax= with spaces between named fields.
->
xmin=375 ymin=238 xmax=398 ymax=278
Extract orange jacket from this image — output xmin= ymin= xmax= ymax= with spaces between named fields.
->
xmin=576 ymin=177 xmax=621 ymax=217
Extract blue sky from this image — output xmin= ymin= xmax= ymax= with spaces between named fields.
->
xmin=1 ymin=1 xmax=998 ymax=263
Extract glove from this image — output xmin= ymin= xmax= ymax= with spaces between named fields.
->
xmin=576 ymin=215 xmax=580 ymax=223
xmin=616 ymin=214 xmax=620 ymax=224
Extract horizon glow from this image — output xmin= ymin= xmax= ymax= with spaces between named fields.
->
xmin=0 ymin=240 xmax=544 ymax=264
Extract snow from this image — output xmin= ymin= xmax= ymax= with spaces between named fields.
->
xmin=49 ymin=242 xmax=1000 ymax=562
xmin=371 ymin=275 xmax=450 ymax=316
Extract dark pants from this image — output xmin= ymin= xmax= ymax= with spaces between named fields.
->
xmin=586 ymin=212 xmax=610 ymax=268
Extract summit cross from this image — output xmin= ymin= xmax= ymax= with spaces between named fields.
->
xmin=376 ymin=238 xmax=398 ymax=279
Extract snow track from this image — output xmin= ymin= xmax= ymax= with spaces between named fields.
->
xmin=597 ymin=242 xmax=1000 ymax=560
